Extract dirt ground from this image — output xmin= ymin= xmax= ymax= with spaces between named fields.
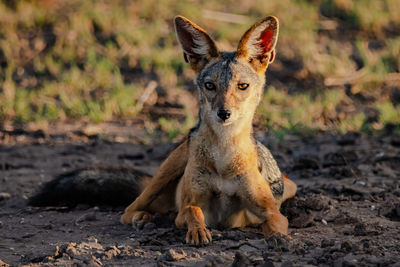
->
xmin=0 ymin=124 xmax=399 ymax=266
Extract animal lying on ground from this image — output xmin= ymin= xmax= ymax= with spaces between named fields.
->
xmin=30 ymin=15 xmax=297 ymax=246
xmin=120 ymin=15 xmax=297 ymax=245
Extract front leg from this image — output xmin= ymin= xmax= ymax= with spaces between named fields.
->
xmin=176 ymin=205 xmax=212 ymax=245
xmin=121 ymin=139 xmax=188 ymax=225
xmin=175 ymin=171 xmax=212 ymax=246
xmin=242 ymin=169 xmax=289 ymax=237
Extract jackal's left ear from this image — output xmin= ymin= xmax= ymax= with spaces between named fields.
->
xmin=175 ymin=16 xmax=220 ymax=73
xmin=236 ymin=16 xmax=279 ymax=72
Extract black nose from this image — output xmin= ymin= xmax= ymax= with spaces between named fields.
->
xmin=217 ymin=109 xmax=231 ymax=121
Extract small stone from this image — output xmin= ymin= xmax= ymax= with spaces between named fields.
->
xmin=0 ymin=259 xmax=10 ymax=266
xmin=190 ymin=252 xmax=201 ymax=259
xmin=165 ymin=249 xmax=186 ymax=261
xmin=104 ymin=246 xmax=120 ymax=259
xmin=81 ymin=237 xmax=103 ymax=250
xmin=321 ymin=219 xmax=328 ymax=225
xmin=341 ymin=240 xmax=352 ymax=252
xmin=81 ymin=125 xmax=101 ymax=137
xmin=75 ymin=212 xmax=97 ymax=223
xmin=66 ymin=245 xmax=79 ymax=256
xmin=353 ymin=223 xmax=367 ymax=236
xmin=265 ymin=236 xmax=290 ymax=252
xmin=305 ymin=195 xmax=329 ymax=211
xmin=250 ymin=256 xmax=264 ymax=266
xmin=211 ymin=229 xmax=223 ymax=240
xmin=232 ymin=251 xmax=251 ymax=267
xmin=290 ymin=212 xmax=315 ymax=228
xmin=321 ymin=239 xmax=334 ymax=248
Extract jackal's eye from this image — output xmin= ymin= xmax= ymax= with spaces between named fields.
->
xmin=237 ymin=83 xmax=249 ymax=90
xmin=204 ymin=82 xmax=216 ymax=91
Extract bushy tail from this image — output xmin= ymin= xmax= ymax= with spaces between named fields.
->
xmin=29 ymin=167 xmax=151 ymax=208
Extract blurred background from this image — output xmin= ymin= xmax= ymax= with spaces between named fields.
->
xmin=0 ymin=0 xmax=399 ymax=144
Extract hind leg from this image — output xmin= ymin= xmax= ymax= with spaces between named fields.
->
xmin=121 ymin=140 xmax=188 ymax=225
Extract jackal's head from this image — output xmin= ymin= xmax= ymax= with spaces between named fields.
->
xmin=175 ymin=16 xmax=278 ymax=134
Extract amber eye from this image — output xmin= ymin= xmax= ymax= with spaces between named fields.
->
xmin=237 ymin=83 xmax=249 ymax=90
xmin=204 ymin=82 xmax=216 ymax=91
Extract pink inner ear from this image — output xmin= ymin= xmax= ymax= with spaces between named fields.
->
xmin=259 ymin=28 xmax=274 ymax=55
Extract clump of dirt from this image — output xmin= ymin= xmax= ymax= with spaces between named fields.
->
xmin=0 ymin=128 xmax=399 ymax=266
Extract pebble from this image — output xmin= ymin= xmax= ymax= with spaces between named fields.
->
xmin=0 ymin=259 xmax=9 ymax=266
xmin=321 ymin=239 xmax=335 ymax=248
xmin=75 ymin=212 xmax=97 ymax=223
xmin=165 ymin=248 xmax=186 ymax=261
xmin=190 ymin=252 xmax=200 ymax=259
xmin=340 ymin=240 xmax=352 ymax=252
xmin=232 ymin=251 xmax=251 ymax=267
xmin=353 ymin=223 xmax=367 ymax=236
xmin=290 ymin=212 xmax=315 ymax=228
xmin=104 ymin=246 xmax=121 ymax=259
xmin=305 ymin=195 xmax=329 ymax=211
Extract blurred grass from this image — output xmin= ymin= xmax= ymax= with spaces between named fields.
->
xmin=0 ymin=0 xmax=399 ymax=139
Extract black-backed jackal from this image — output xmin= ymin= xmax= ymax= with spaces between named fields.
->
xmin=120 ymin=15 xmax=297 ymax=245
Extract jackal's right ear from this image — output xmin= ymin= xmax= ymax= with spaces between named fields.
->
xmin=175 ymin=16 xmax=220 ymax=73
xmin=236 ymin=16 xmax=279 ymax=73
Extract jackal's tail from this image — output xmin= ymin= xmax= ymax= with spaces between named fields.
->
xmin=29 ymin=167 xmax=151 ymax=208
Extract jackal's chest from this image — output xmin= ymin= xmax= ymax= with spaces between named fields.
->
xmin=199 ymin=172 xmax=244 ymax=227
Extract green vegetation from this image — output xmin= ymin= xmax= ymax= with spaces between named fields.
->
xmin=0 ymin=0 xmax=399 ymax=139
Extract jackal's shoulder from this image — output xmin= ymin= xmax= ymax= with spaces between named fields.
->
xmin=256 ymin=141 xmax=284 ymax=196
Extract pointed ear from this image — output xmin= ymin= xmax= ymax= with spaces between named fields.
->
xmin=174 ymin=16 xmax=220 ymax=73
xmin=236 ymin=16 xmax=279 ymax=72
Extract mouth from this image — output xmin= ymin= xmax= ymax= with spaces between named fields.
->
xmin=221 ymin=121 xmax=233 ymax=126
xmin=217 ymin=118 xmax=233 ymax=126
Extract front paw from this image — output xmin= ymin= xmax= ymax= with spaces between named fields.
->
xmin=121 ymin=211 xmax=153 ymax=230
xmin=186 ymin=225 xmax=212 ymax=246
xmin=132 ymin=211 xmax=154 ymax=230
xmin=262 ymin=213 xmax=289 ymax=237
xmin=120 ymin=212 xmax=133 ymax=224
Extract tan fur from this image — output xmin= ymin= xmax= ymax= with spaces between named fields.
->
xmin=121 ymin=15 xmax=297 ymax=245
